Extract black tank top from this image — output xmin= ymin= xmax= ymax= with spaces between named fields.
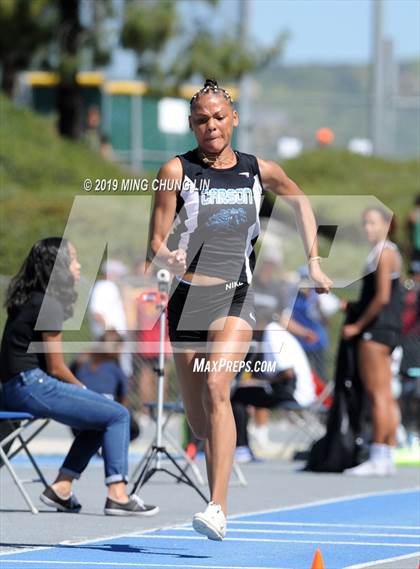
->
xmin=356 ymin=240 xmax=402 ymax=332
xmin=167 ymin=149 xmax=265 ymax=284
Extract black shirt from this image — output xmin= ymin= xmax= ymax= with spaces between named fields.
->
xmin=0 ymin=292 xmax=64 ymax=383
xmin=167 ymin=149 xmax=264 ymax=284
xmin=354 ymin=240 xmax=402 ymax=334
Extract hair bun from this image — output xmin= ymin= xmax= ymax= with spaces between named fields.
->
xmin=204 ymin=78 xmax=218 ymax=89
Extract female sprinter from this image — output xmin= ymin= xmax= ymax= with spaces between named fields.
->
xmin=148 ymin=79 xmax=332 ymax=539
xmin=0 ymin=237 xmax=158 ymax=516
xmin=343 ymin=207 xmax=402 ymax=476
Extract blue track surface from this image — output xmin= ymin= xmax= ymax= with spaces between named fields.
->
xmin=1 ymin=489 xmax=419 ymax=569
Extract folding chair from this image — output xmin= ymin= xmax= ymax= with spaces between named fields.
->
xmin=0 ymin=412 xmax=50 ymax=514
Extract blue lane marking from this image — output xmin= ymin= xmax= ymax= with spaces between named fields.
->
xmin=1 ymin=489 xmax=419 ymax=569
xmin=236 ymin=490 xmax=420 ymax=527
xmin=145 ymin=527 xmax=420 ymax=543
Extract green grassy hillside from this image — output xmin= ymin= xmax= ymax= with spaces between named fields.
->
xmin=285 ymin=148 xmax=419 ymax=213
xmin=0 ymin=94 xmax=141 ymax=275
xmin=284 ymin=147 xmax=419 ymax=249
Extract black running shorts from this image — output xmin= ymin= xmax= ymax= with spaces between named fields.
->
xmin=360 ymin=328 xmax=400 ymax=351
xmin=167 ymin=279 xmax=256 ymax=346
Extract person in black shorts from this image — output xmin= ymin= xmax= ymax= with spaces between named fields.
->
xmin=147 ymin=79 xmax=332 ymax=540
xmin=343 ymin=207 xmax=402 ymax=477
xmin=406 ymin=194 xmax=420 ymax=280
xmin=0 ymin=238 xmax=158 ymax=516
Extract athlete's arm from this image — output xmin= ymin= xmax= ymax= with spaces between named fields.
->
xmin=148 ymin=158 xmax=187 ymax=275
xmin=284 ymin=317 xmax=319 ymax=344
xmin=343 ymin=248 xmax=396 ymax=339
xmin=257 ymin=158 xmax=332 ymax=294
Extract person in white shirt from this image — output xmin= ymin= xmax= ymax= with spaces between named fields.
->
xmin=262 ymin=321 xmax=316 ymax=408
xmin=89 ymin=259 xmax=132 ymax=376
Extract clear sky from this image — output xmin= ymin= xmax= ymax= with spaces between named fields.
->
xmin=109 ymin=0 xmax=420 ymax=77
xmin=247 ymin=0 xmax=420 ymax=63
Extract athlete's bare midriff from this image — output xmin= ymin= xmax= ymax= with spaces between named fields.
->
xmin=182 ymin=272 xmax=228 ymax=286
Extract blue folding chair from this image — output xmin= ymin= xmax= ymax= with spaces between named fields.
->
xmin=0 ymin=411 xmax=49 ymax=514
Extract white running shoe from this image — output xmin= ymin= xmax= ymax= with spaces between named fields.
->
xmin=343 ymin=459 xmax=392 ymax=477
xmin=386 ymin=460 xmax=397 ymax=476
xmin=192 ymin=502 xmax=226 ymax=541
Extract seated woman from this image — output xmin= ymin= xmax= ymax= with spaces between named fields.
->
xmin=0 ymin=237 xmax=157 ymax=516
xmin=71 ymin=330 xmax=140 ymax=441
xmin=232 ymin=310 xmax=317 ymax=410
xmin=231 ymin=308 xmax=317 ymax=460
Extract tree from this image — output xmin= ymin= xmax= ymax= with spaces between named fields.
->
xmin=0 ymin=0 xmax=57 ymax=95
xmin=120 ymin=0 xmax=287 ymax=95
xmin=121 ymin=0 xmax=178 ymax=91
xmin=56 ymin=0 xmax=83 ymax=138
xmin=0 ymin=0 xmax=113 ymax=138
xmin=56 ymin=0 xmax=113 ymax=138
xmin=171 ymin=30 xmax=289 ymax=88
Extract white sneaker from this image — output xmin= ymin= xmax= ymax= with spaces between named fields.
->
xmin=386 ymin=460 xmax=397 ymax=476
xmin=343 ymin=459 xmax=391 ymax=477
xmin=248 ymin=425 xmax=283 ymax=458
xmin=234 ymin=446 xmax=254 ymax=464
xmin=192 ymin=502 xmax=226 ymax=541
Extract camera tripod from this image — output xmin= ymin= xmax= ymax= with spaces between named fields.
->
xmin=131 ymin=270 xmax=208 ymax=503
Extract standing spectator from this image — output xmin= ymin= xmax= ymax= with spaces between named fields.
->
xmin=71 ymin=331 xmax=140 ymax=442
xmin=290 ymin=266 xmax=340 ymax=379
xmin=134 ymin=288 xmax=171 ymax=422
xmin=89 ymin=259 xmax=132 ymax=377
xmin=122 ymin=260 xmax=171 ymax=421
xmin=250 ymin=252 xmax=324 ymax=455
xmin=85 ymin=105 xmax=101 ymax=151
xmin=343 ymin=207 xmax=402 ymax=476
xmin=406 ymin=194 xmax=420 ymax=280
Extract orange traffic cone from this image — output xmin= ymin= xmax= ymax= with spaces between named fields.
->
xmin=311 ymin=548 xmax=325 ymax=569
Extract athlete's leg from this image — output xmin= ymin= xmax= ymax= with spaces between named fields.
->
xmin=172 ymin=349 xmax=213 ymax=485
xmin=204 ymin=316 xmax=252 ymax=514
xmin=173 ymin=349 xmax=208 ymax=438
xmin=357 ymin=340 xmax=398 ymax=444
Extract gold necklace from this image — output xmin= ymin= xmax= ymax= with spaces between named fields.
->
xmin=197 ymin=149 xmax=236 ymax=167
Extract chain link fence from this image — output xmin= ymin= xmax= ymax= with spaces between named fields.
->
xmin=244 ymin=73 xmax=419 ymax=160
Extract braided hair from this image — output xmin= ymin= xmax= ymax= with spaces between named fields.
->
xmin=190 ymin=79 xmax=233 ymax=110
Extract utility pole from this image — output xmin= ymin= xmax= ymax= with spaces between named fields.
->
xmin=370 ymin=0 xmax=385 ymax=155
xmin=382 ymin=37 xmax=397 ymax=156
xmin=238 ymin=0 xmax=251 ymax=152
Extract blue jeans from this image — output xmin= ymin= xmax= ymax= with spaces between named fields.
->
xmin=3 ymin=368 xmax=130 ymax=485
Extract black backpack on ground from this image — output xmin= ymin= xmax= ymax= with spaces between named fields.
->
xmin=304 ymin=308 xmax=370 ymax=472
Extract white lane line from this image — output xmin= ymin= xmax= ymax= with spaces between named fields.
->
xmin=343 ymin=551 xmax=420 ymax=569
xmin=0 ymin=562 xmax=292 ymax=569
xmin=174 ymin=528 xmax=420 ymax=539
xmin=0 ymin=522 xmax=172 ymax=557
xmin=136 ymin=535 xmax=420 ymax=547
xmin=229 ymin=486 xmax=420 ymax=521
xmin=0 ymin=547 xmax=52 ymax=558
xmin=2 ymin=487 xmax=418 ymax=559
xmin=229 ymin=521 xmax=420 ymax=531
